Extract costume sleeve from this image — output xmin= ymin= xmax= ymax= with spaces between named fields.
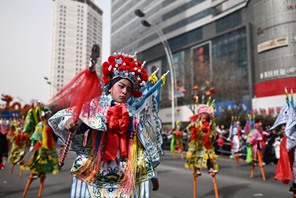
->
xmin=274 ymin=135 xmax=294 ymax=184
xmin=48 ymin=108 xmax=75 ymax=144
xmin=58 ymin=116 xmax=72 ymax=130
xmin=30 ymin=122 xmax=43 ymax=146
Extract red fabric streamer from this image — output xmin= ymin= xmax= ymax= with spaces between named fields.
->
xmin=15 ymin=133 xmax=27 ymax=146
xmin=189 ymin=114 xmax=199 ymax=122
xmin=202 ymin=122 xmax=211 ymax=149
xmin=176 ymin=129 xmax=183 ymax=138
xmin=237 ymin=129 xmax=242 ymax=138
xmin=190 ymin=127 xmax=197 ymax=141
xmin=48 ymin=69 xmax=102 ymax=121
xmin=103 ymin=104 xmax=130 ymax=162
xmin=45 ymin=125 xmax=55 ymax=150
xmin=217 ymin=136 xmax=224 ymax=147
xmin=34 ymin=141 xmax=41 ymax=151
xmin=274 ymin=135 xmax=294 ymax=184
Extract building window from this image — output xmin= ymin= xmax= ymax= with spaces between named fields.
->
xmin=216 ymin=11 xmax=241 ymax=33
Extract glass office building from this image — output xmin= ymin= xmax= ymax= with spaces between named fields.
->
xmin=111 ymin=0 xmax=296 ymax=123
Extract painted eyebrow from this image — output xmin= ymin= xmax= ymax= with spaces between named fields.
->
xmin=118 ymin=81 xmax=132 ymax=91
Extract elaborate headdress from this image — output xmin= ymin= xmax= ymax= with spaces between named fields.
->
xmin=102 ymin=53 xmax=149 ymax=97
xmin=189 ymin=94 xmax=215 ymax=122
xmin=197 ymin=104 xmax=213 ymax=116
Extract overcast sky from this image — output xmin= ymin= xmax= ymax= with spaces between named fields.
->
xmin=0 ymin=0 xmax=110 ymax=105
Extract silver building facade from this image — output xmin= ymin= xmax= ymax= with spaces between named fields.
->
xmin=251 ymin=0 xmax=296 ymax=115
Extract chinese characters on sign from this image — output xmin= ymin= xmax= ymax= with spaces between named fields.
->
xmin=259 ymin=67 xmax=296 ymax=80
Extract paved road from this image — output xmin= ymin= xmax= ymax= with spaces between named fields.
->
xmin=152 ymin=152 xmax=292 ymax=198
xmin=0 ymin=151 xmax=74 ymax=198
xmin=0 ymin=151 xmax=293 ymax=198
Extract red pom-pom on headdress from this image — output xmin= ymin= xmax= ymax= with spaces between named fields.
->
xmin=102 ymin=53 xmax=148 ymax=97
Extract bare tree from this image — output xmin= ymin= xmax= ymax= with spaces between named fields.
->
xmin=175 ymin=54 xmax=248 ymax=115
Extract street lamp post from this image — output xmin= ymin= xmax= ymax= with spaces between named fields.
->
xmin=44 ymin=77 xmax=58 ymax=99
xmin=44 ymin=77 xmax=56 ymax=88
xmin=135 ymin=10 xmax=177 ymax=129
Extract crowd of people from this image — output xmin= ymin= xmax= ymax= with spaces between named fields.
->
xmin=162 ymin=93 xmax=296 ymax=196
xmin=164 ymin=117 xmax=284 ymax=167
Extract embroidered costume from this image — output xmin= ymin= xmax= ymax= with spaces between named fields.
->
xmin=247 ymin=122 xmax=268 ymax=163
xmin=227 ymin=119 xmax=242 ymax=158
xmin=49 ymin=51 xmax=166 ymax=198
xmin=170 ymin=121 xmax=184 ymax=159
xmin=8 ymin=103 xmax=42 ymax=167
xmin=0 ymin=121 xmax=9 ymax=170
xmin=21 ymin=108 xmax=59 ymax=176
xmin=271 ymin=89 xmax=296 ymax=193
xmin=22 ymin=107 xmax=60 ymax=198
xmin=185 ymin=99 xmax=218 ymax=173
xmin=184 ymin=94 xmax=219 ymax=198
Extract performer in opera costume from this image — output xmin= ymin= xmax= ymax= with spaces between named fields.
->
xmin=0 ymin=119 xmax=9 ymax=170
xmin=244 ymin=114 xmax=255 ymax=163
xmin=8 ymin=102 xmax=42 ymax=177
xmin=48 ymin=45 xmax=166 ymax=198
xmin=246 ymin=121 xmax=269 ymax=181
xmin=22 ymin=107 xmax=59 ymax=198
xmin=216 ymin=125 xmax=226 ymax=152
xmin=227 ymin=117 xmax=242 ymax=163
xmin=170 ymin=121 xmax=184 ymax=159
xmin=271 ymin=89 xmax=296 ymax=196
xmin=185 ymin=96 xmax=219 ymax=198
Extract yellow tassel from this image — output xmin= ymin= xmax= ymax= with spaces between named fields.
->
xmin=121 ymin=131 xmax=138 ymax=195
xmin=42 ymin=121 xmax=49 ymax=149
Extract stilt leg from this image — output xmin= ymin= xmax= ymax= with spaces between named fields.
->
xmin=19 ymin=161 xmax=25 ymax=178
xmin=235 ymin=153 xmax=239 ymax=166
xmin=38 ymin=174 xmax=46 ymax=198
xmin=20 ymin=167 xmax=23 ymax=178
xmin=10 ymin=164 xmax=15 ymax=174
xmin=210 ymin=171 xmax=219 ymax=198
xmin=20 ymin=168 xmax=23 ymax=178
xmin=23 ymin=173 xmax=35 ymax=197
xmin=193 ymin=167 xmax=199 ymax=198
xmin=257 ymin=151 xmax=266 ymax=181
xmin=180 ymin=152 xmax=184 ymax=160
xmin=250 ymin=161 xmax=255 ymax=178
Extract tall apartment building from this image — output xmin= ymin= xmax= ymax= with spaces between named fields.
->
xmin=111 ymin=0 xmax=296 ymax=124
xmin=49 ymin=0 xmax=103 ymax=98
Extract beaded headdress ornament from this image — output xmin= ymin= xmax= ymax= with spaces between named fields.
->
xmin=102 ymin=53 xmax=149 ymax=97
xmin=197 ymin=104 xmax=213 ymax=116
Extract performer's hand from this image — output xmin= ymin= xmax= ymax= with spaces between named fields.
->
xmin=29 ymin=146 xmax=34 ymax=152
xmin=151 ymin=178 xmax=159 ymax=191
xmin=65 ymin=117 xmax=78 ymax=132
